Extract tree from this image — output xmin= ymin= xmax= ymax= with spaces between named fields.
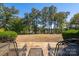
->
xmin=70 ymin=13 xmax=79 ymax=29
xmin=23 ymin=12 xmax=33 ymax=34
xmin=0 ymin=4 xmax=70 ymax=34
xmin=48 ymin=5 xmax=57 ymax=33
xmin=31 ymin=8 xmax=40 ymax=34
xmin=41 ymin=5 xmax=57 ymax=34
xmin=54 ymin=12 xmax=69 ymax=33
xmin=41 ymin=7 xmax=49 ymax=33
xmin=0 ymin=4 xmax=5 ymax=28
xmin=0 ymin=4 xmax=19 ymax=30
xmin=7 ymin=17 xmax=24 ymax=34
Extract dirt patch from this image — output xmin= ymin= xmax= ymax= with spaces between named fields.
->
xmin=16 ymin=34 xmax=63 ymax=42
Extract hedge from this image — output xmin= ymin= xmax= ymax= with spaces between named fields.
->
xmin=0 ymin=31 xmax=17 ymax=42
xmin=62 ymin=29 xmax=79 ymax=39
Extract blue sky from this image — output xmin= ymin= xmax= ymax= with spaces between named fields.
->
xmin=4 ymin=3 xmax=79 ymax=22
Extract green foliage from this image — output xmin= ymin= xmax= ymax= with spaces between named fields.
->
xmin=7 ymin=17 xmax=24 ymax=34
xmin=70 ymin=13 xmax=79 ymax=24
xmin=0 ymin=4 xmax=19 ymax=30
xmin=54 ymin=12 xmax=70 ymax=33
xmin=0 ymin=4 xmax=70 ymax=34
xmin=62 ymin=29 xmax=79 ymax=39
xmin=0 ymin=31 xmax=17 ymax=42
xmin=70 ymin=13 xmax=79 ymax=29
xmin=22 ymin=26 xmax=31 ymax=34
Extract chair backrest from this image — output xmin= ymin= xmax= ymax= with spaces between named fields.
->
xmin=54 ymin=40 xmax=79 ymax=56
xmin=54 ymin=41 xmax=69 ymax=56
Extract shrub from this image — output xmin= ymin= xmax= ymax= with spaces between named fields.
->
xmin=62 ymin=29 xmax=79 ymax=39
xmin=0 ymin=31 xmax=17 ymax=42
xmin=0 ymin=28 xmax=5 ymax=32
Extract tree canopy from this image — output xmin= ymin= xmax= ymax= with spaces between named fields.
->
xmin=0 ymin=4 xmax=78 ymax=34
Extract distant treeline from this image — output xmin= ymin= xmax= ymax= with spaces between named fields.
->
xmin=0 ymin=4 xmax=79 ymax=34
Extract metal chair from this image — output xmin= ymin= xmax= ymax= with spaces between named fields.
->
xmin=48 ymin=40 xmax=70 ymax=56
xmin=54 ymin=40 xmax=69 ymax=56
xmin=53 ymin=39 xmax=79 ymax=56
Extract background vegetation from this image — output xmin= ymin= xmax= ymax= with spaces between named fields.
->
xmin=0 ymin=4 xmax=79 ymax=36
